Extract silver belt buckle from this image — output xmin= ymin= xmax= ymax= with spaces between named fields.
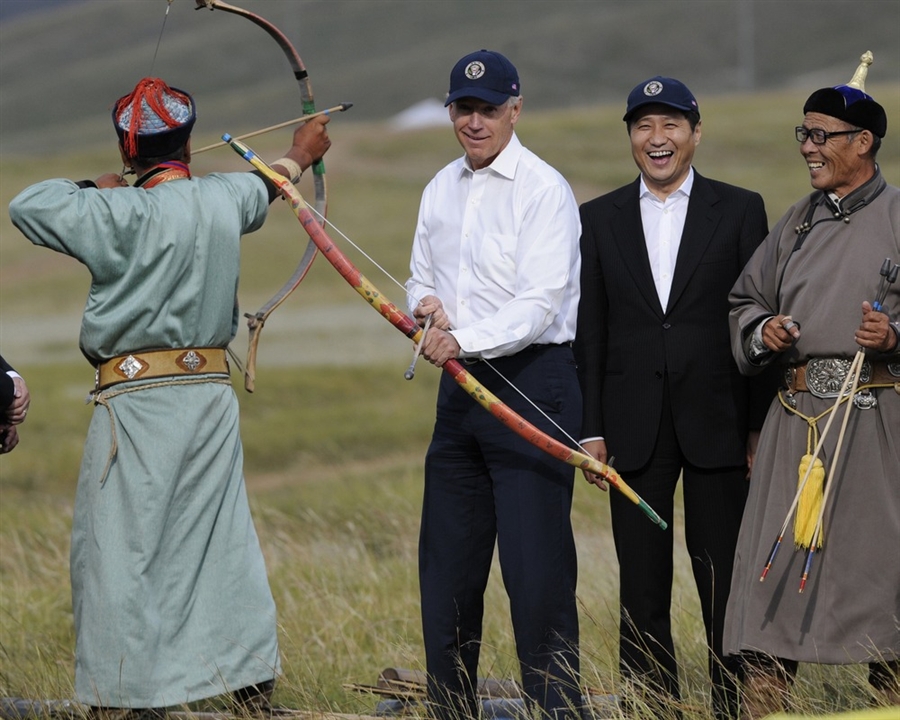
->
xmin=805 ymin=357 xmax=872 ymax=398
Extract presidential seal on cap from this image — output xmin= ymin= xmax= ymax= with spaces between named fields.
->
xmin=445 ymin=49 xmax=520 ymax=107
xmin=113 ymin=77 xmax=197 ymax=158
xmin=803 ymin=51 xmax=887 ymax=138
xmin=623 ymin=76 xmax=699 ymax=122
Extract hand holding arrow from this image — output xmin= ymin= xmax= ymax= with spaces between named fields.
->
xmin=193 ymin=103 xmax=353 ymax=155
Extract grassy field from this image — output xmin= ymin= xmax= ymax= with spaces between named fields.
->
xmin=0 ymin=366 xmax=887 ymax=718
xmin=1 ymin=90 xmax=899 ymax=717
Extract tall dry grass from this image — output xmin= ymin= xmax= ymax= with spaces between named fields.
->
xmin=0 ymin=364 xmax=891 ymax=719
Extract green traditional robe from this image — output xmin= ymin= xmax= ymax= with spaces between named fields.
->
xmin=9 ymin=173 xmax=281 ymax=707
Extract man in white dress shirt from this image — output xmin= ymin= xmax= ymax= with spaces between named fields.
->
xmin=406 ymin=49 xmax=583 ymax=720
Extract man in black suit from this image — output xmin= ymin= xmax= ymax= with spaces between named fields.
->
xmin=1 ymin=353 xmax=30 ymax=453
xmin=574 ymin=77 xmax=770 ymax=720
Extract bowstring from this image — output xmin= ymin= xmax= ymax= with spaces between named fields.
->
xmin=120 ymin=0 xmax=176 ymax=180
xmin=306 ymin=205 xmax=592 ymax=458
xmin=307 ymin=205 xmax=413 ymax=301
xmin=478 ymin=356 xmax=589 ymax=455
xmin=149 ymin=0 xmax=175 ymax=77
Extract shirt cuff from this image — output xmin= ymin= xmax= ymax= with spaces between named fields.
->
xmin=747 ymin=317 xmax=774 ymax=362
xmin=579 ymin=436 xmax=604 ymax=444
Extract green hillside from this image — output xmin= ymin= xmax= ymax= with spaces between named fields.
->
xmin=1 ymin=0 xmax=899 ymax=155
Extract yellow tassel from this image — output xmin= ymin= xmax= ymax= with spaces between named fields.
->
xmin=794 ymin=454 xmax=825 ymax=549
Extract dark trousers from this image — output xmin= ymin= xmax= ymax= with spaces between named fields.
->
xmin=419 ymin=346 xmax=582 ymax=720
xmin=610 ymin=385 xmax=748 ymax=720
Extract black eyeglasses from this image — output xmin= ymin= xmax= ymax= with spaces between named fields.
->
xmin=795 ymin=126 xmax=860 ymax=145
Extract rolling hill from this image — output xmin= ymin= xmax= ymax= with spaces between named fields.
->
xmin=1 ymin=0 xmax=899 ymax=156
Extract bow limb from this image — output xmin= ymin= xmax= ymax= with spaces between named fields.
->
xmin=195 ymin=0 xmax=326 ymax=392
xmin=226 ymin=135 xmax=668 ymax=530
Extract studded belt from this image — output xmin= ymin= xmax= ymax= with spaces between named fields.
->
xmin=784 ymin=357 xmax=900 ymax=398
xmin=96 ymin=348 xmax=229 ymax=391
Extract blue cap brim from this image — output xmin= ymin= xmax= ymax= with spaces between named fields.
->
xmin=445 ymin=87 xmax=515 ymax=107
xmin=623 ymin=99 xmax=696 ymax=122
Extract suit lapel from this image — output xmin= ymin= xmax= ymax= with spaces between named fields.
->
xmin=667 ymin=172 xmax=720 ymax=312
xmin=610 ymin=179 xmax=664 ymax=317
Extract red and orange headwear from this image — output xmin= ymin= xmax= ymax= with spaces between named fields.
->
xmin=112 ymin=77 xmax=197 ymax=158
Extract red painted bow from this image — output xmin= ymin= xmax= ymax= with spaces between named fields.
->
xmin=226 ymin=136 xmax=668 ymax=530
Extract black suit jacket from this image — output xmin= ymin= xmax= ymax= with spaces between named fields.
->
xmin=574 ymin=172 xmax=771 ymax=472
xmin=1 ymin=354 xmax=16 ymax=412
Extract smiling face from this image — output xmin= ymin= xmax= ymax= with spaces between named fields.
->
xmin=628 ymin=104 xmax=701 ymax=200
xmin=449 ymin=97 xmax=521 ymax=170
xmin=799 ymin=112 xmax=875 ymax=198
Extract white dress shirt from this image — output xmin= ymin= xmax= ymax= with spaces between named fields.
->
xmin=639 ymin=168 xmax=694 ymax=312
xmin=406 ymin=133 xmax=581 ymax=359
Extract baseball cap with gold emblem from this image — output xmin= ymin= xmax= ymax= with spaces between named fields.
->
xmin=445 ymin=49 xmax=520 ymax=107
xmin=623 ymin=76 xmax=699 ymax=122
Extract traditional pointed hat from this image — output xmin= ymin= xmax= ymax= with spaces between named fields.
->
xmin=803 ymin=51 xmax=887 ymax=138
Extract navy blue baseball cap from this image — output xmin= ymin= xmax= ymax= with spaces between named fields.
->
xmin=445 ymin=50 xmax=520 ymax=107
xmin=623 ymin=76 xmax=699 ymax=122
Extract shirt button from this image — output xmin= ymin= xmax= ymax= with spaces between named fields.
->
xmin=662 ymin=323 xmax=671 ymax=330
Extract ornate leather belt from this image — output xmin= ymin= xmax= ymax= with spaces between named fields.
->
xmin=96 ymin=348 xmax=229 ymax=391
xmin=784 ymin=357 xmax=900 ymax=398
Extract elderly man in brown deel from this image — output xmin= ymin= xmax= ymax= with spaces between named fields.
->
xmin=724 ymin=52 xmax=900 ymax=717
